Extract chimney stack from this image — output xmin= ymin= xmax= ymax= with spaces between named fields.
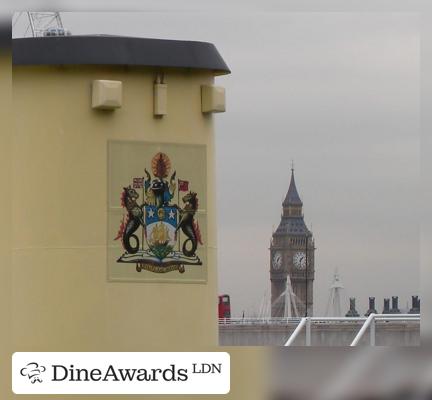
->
xmin=345 ymin=297 xmax=360 ymax=317
xmin=389 ymin=296 xmax=401 ymax=314
xmin=382 ymin=298 xmax=390 ymax=314
xmin=365 ymin=297 xmax=377 ymax=316
xmin=409 ymin=296 xmax=420 ymax=314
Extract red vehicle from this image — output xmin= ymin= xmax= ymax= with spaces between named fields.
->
xmin=218 ymin=294 xmax=231 ymax=319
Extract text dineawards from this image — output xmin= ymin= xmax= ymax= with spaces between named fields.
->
xmin=51 ymin=363 xmax=223 ymax=383
xmin=52 ymin=364 xmax=189 ymax=382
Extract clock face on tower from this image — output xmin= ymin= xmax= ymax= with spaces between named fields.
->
xmin=272 ymin=251 xmax=283 ymax=270
xmin=293 ymin=251 xmax=306 ymax=270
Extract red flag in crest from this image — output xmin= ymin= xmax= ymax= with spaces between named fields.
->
xmin=178 ymin=179 xmax=189 ymax=192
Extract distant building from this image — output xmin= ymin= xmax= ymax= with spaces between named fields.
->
xmin=270 ymin=168 xmax=315 ymax=317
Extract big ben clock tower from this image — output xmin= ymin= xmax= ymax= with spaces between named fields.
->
xmin=270 ymin=167 xmax=315 ymax=317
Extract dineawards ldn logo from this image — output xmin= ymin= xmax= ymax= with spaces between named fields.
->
xmin=12 ymin=352 xmax=230 ymax=395
xmin=20 ymin=362 xmax=46 ymax=384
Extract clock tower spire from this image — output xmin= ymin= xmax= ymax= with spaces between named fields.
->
xmin=270 ymin=167 xmax=315 ymax=317
xmin=283 ymin=166 xmax=303 ymax=217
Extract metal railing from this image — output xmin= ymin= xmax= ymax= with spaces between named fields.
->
xmin=218 ymin=317 xmax=301 ymax=325
xmin=350 ymin=313 xmax=420 ymax=346
xmin=284 ymin=314 xmax=420 ymax=346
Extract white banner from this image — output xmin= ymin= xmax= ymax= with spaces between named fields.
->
xmin=12 ymin=352 xmax=230 ymax=394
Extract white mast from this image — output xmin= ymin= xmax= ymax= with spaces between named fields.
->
xmin=284 ymin=275 xmax=299 ymax=318
xmin=325 ymin=268 xmax=344 ymax=317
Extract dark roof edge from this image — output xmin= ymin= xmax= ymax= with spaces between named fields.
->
xmin=12 ymin=35 xmax=230 ymax=75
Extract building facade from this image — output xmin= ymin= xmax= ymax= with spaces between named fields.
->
xmin=270 ymin=168 xmax=315 ymax=317
xmin=12 ymin=35 xmax=229 ymax=352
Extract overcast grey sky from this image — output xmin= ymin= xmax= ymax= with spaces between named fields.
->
xmin=14 ymin=11 xmax=420 ymax=316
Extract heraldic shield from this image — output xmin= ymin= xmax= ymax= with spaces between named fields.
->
xmin=115 ymin=151 xmax=203 ymax=274
xmin=145 ymin=205 xmax=177 ymax=259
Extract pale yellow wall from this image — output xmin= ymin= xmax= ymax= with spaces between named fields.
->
xmin=11 ymin=65 xmax=266 ymax=400
xmin=12 ymin=65 xmax=218 ymax=351
xmin=0 ymin=53 xmax=12 ymax=400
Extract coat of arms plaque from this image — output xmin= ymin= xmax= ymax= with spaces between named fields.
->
xmin=108 ymin=141 xmax=207 ymax=283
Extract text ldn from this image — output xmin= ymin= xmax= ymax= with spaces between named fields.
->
xmin=192 ymin=363 xmax=222 ymax=374
xmin=52 ymin=365 xmax=189 ymax=382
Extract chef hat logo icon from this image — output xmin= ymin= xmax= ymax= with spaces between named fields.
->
xmin=20 ymin=362 xmax=46 ymax=384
